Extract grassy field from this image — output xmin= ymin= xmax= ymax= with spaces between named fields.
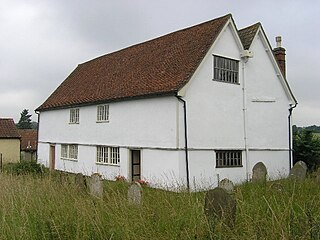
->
xmin=0 ymin=170 xmax=320 ymax=239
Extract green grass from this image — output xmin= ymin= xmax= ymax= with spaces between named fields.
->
xmin=0 ymin=171 xmax=320 ymax=239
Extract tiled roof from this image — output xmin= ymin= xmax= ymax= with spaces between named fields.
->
xmin=37 ymin=14 xmax=231 ymax=111
xmin=0 ymin=118 xmax=20 ymax=139
xmin=18 ymin=129 xmax=38 ymax=151
xmin=238 ymin=23 xmax=261 ymax=50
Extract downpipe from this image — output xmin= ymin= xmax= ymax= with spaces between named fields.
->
xmin=288 ymin=104 xmax=297 ymax=169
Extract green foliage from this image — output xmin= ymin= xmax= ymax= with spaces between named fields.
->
xmin=3 ymin=161 xmax=44 ymax=175
xmin=0 ymin=173 xmax=320 ymax=239
xmin=16 ymin=109 xmax=32 ymax=129
xmin=293 ymin=130 xmax=320 ymax=171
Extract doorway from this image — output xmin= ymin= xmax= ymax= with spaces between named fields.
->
xmin=49 ymin=145 xmax=55 ymax=170
xmin=131 ymin=150 xmax=141 ymax=181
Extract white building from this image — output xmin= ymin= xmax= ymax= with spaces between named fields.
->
xmin=36 ymin=14 xmax=297 ymax=190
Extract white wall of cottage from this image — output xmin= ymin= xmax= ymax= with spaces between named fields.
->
xmin=37 ymin=22 xmax=294 ymax=190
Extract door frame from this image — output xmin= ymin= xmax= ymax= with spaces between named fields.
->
xmin=49 ymin=144 xmax=56 ymax=171
xmin=130 ymin=149 xmax=141 ymax=182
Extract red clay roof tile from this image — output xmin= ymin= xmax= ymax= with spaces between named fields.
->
xmin=37 ymin=14 xmax=231 ymax=111
xmin=0 ymin=118 xmax=20 ymax=139
xmin=18 ymin=129 xmax=38 ymax=151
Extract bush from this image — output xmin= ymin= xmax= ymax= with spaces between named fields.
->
xmin=3 ymin=161 xmax=44 ymax=175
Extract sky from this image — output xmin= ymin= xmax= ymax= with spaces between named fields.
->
xmin=1 ymin=0 xmax=319 ymax=126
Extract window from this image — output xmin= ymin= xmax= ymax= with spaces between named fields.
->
xmin=216 ymin=150 xmax=242 ymax=168
xmin=61 ymin=144 xmax=78 ymax=160
xmin=96 ymin=146 xmax=120 ymax=165
xmin=70 ymin=108 xmax=79 ymax=124
xmin=97 ymin=105 xmax=109 ymax=122
xmin=213 ymin=55 xmax=239 ymax=84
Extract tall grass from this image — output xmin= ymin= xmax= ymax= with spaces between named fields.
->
xmin=0 ymin=171 xmax=319 ymax=239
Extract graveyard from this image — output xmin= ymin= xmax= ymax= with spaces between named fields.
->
xmin=0 ymin=161 xmax=319 ymax=239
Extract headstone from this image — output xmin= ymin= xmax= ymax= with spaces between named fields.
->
xmin=204 ymin=187 xmax=236 ymax=229
xmin=289 ymin=161 xmax=307 ymax=181
xmin=269 ymin=182 xmax=284 ymax=193
xmin=88 ymin=173 xmax=103 ymax=198
xmin=252 ymin=162 xmax=268 ymax=183
xmin=219 ymin=178 xmax=234 ymax=194
xmin=75 ymin=173 xmax=86 ymax=190
xmin=128 ymin=182 xmax=142 ymax=206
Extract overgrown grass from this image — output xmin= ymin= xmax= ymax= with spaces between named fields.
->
xmin=0 ymin=170 xmax=320 ymax=239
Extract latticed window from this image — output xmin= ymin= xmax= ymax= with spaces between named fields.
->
xmin=216 ymin=150 xmax=242 ymax=168
xmin=97 ymin=105 xmax=109 ymax=122
xmin=213 ymin=55 xmax=239 ymax=84
xmin=96 ymin=146 xmax=120 ymax=165
xmin=61 ymin=144 xmax=78 ymax=160
xmin=70 ymin=108 xmax=79 ymax=123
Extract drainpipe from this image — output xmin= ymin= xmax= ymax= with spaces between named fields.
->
xmin=176 ymin=96 xmax=190 ymax=191
xmin=288 ymin=104 xmax=297 ymax=169
xmin=240 ymin=53 xmax=252 ymax=181
xmin=35 ymin=111 xmax=40 ymax=162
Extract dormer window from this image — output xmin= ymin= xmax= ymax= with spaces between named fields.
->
xmin=213 ymin=55 xmax=239 ymax=84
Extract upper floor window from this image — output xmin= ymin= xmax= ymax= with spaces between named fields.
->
xmin=213 ymin=55 xmax=239 ymax=84
xmin=216 ymin=150 xmax=242 ymax=168
xmin=96 ymin=146 xmax=120 ymax=165
xmin=97 ymin=105 xmax=109 ymax=122
xmin=70 ymin=108 xmax=79 ymax=124
xmin=61 ymin=144 xmax=78 ymax=160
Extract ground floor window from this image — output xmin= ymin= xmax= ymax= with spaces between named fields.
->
xmin=216 ymin=150 xmax=242 ymax=168
xmin=61 ymin=144 xmax=78 ymax=160
xmin=96 ymin=146 xmax=120 ymax=165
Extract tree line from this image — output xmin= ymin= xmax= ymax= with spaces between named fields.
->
xmin=293 ymin=125 xmax=320 ymax=171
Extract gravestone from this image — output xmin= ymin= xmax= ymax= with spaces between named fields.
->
xmin=75 ymin=173 xmax=86 ymax=190
xmin=204 ymin=187 xmax=236 ymax=229
xmin=269 ymin=182 xmax=284 ymax=193
xmin=88 ymin=173 xmax=103 ymax=198
xmin=128 ymin=182 xmax=142 ymax=206
xmin=289 ymin=161 xmax=307 ymax=181
xmin=219 ymin=178 xmax=234 ymax=194
xmin=252 ymin=162 xmax=267 ymax=183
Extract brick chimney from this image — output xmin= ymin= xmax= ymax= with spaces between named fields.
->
xmin=273 ymin=36 xmax=286 ymax=78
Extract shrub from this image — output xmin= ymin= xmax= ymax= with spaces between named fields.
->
xmin=3 ymin=161 xmax=44 ymax=175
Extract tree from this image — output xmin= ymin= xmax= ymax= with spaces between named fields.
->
xmin=293 ymin=130 xmax=320 ymax=171
xmin=16 ymin=109 xmax=32 ymax=129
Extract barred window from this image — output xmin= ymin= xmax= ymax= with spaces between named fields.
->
xmin=213 ymin=55 xmax=239 ymax=84
xmin=96 ymin=146 xmax=120 ymax=165
xmin=216 ymin=150 xmax=242 ymax=168
xmin=70 ymin=109 xmax=79 ymax=124
xmin=97 ymin=105 xmax=109 ymax=122
xmin=61 ymin=144 xmax=78 ymax=160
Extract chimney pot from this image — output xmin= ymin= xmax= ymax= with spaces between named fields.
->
xmin=276 ymin=36 xmax=282 ymax=48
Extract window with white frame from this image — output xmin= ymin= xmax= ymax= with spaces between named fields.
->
xmin=61 ymin=144 xmax=78 ymax=160
xmin=69 ymin=108 xmax=79 ymax=124
xmin=96 ymin=146 xmax=120 ymax=165
xmin=216 ymin=150 xmax=242 ymax=168
xmin=97 ymin=105 xmax=109 ymax=122
xmin=213 ymin=55 xmax=239 ymax=84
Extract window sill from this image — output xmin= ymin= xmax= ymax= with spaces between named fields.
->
xmin=96 ymin=162 xmax=120 ymax=167
xmin=216 ymin=165 xmax=243 ymax=168
xmin=61 ymin=158 xmax=78 ymax=162
xmin=96 ymin=120 xmax=109 ymax=123
xmin=69 ymin=122 xmax=79 ymax=125
xmin=212 ymin=79 xmax=240 ymax=85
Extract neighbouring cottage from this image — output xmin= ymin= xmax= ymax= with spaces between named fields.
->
xmin=36 ymin=14 xmax=297 ymax=190
xmin=0 ymin=118 xmax=21 ymax=164
xmin=18 ymin=129 xmax=38 ymax=161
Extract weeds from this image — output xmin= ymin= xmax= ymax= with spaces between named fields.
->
xmin=0 ymin=172 xmax=319 ymax=239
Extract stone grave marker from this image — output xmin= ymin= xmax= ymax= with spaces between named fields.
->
xmin=289 ymin=161 xmax=307 ymax=181
xmin=88 ymin=173 xmax=103 ymax=198
xmin=219 ymin=178 xmax=234 ymax=194
xmin=128 ymin=182 xmax=143 ymax=206
xmin=252 ymin=162 xmax=267 ymax=183
xmin=75 ymin=173 xmax=86 ymax=190
xmin=204 ymin=187 xmax=236 ymax=229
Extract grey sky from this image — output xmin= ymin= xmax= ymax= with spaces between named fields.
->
xmin=1 ymin=0 xmax=319 ymax=126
